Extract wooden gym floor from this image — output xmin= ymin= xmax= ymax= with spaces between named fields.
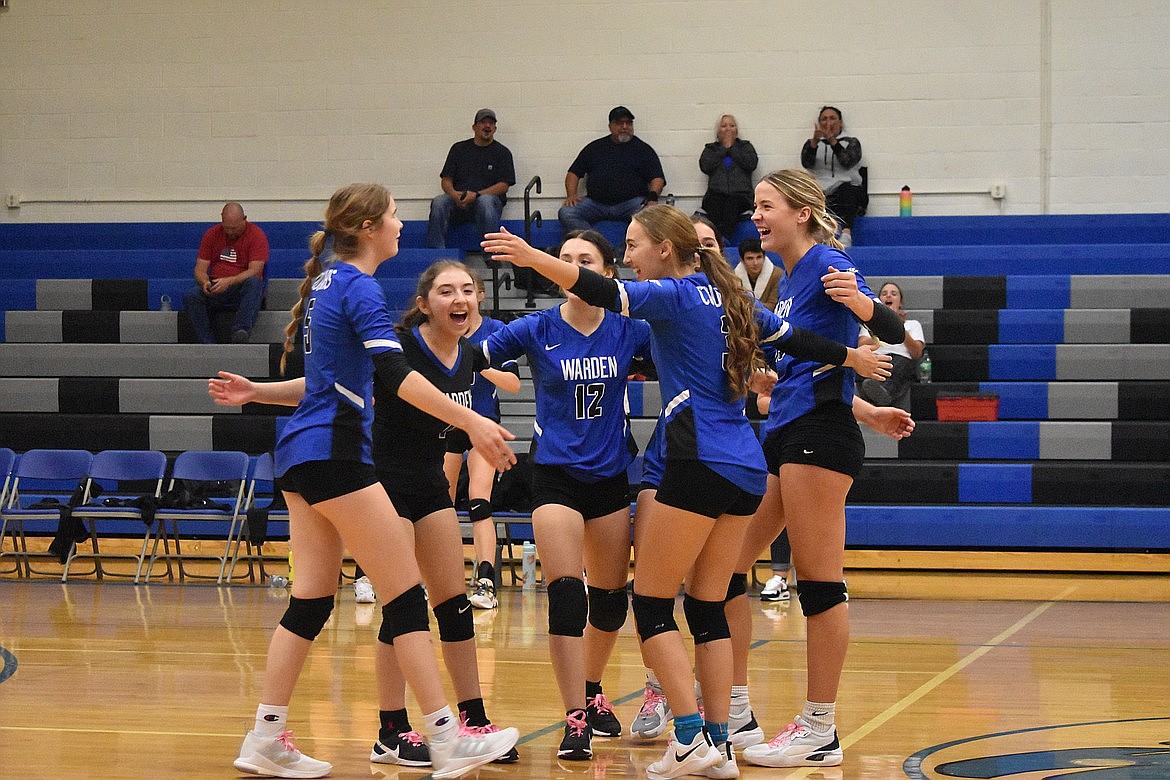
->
xmin=1 ymin=567 xmax=1169 ymax=779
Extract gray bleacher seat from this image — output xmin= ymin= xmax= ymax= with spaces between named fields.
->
xmin=120 ymin=312 xmax=178 ymax=343
xmin=0 ymin=378 xmax=57 ymax=411
xmin=148 ymin=416 xmax=214 ymax=452
xmin=1038 ymin=422 xmax=1113 ymax=460
xmin=5 ymin=311 xmax=61 ymax=342
xmin=1070 ymin=275 xmax=1170 ymax=308
xmin=36 ymin=279 xmax=91 ymax=310
xmin=1063 ymin=309 xmax=1130 ymax=343
xmin=1048 ymin=382 xmax=1117 ymax=419
xmin=1055 ymin=344 xmax=1170 ymax=380
xmin=120 ymin=379 xmax=231 ymax=415
xmin=0 ymin=344 xmax=271 ymax=377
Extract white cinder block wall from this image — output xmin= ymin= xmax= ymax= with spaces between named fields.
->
xmin=0 ymin=0 xmax=1166 ymax=223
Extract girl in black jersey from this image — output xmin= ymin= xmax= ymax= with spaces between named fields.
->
xmin=210 ymin=184 xmax=517 ymax=779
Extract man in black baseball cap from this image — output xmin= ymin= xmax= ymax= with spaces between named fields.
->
xmin=427 ymin=108 xmax=516 ymax=248
xmin=560 ymin=106 xmax=665 ymax=235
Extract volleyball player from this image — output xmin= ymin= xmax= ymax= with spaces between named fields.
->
xmin=212 ymin=184 xmax=517 ymax=779
xmin=484 ymin=204 xmax=889 ymax=780
xmin=441 ymin=268 xmax=520 ymax=611
xmin=740 ymin=169 xmax=907 ymax=769
xmin=480 ymin=229 xmax=651 ymax=761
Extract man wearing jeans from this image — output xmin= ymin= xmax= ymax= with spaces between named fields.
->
xmin=558 ymin=106 xmax=666 ymax=234
xmin=426 ymin=108 xmax=516 ymax=249
xmin=183 ymin=202 xmax=268 ymax=344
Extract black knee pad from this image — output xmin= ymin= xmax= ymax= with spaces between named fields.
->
xmin=632 ymin=592 xmax=678 ymax=642
xmin=797 ymin=580 xmax=848 ymax=617
xmin=377 ymin=584 xmax=430 ymax=644
xmin=467 ymin=498 xmax=493 ymax=522
xmin=682 ymin=594 xmax=730 ymax=645
xmin=587 ymin=585 xmax=629 ymax=633
xmin=725 ymin=572 xmax=748 ymax=602
xmin=547 ymin=576 xmax=587 ymax=637
xmin=433 ymin=594 xmax=475 ymax=642
xmin=280 ymin=595 xmax=335 ymax=641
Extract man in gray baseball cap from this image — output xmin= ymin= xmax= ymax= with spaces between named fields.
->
xmin=427 ymin=108 xmax=516 ymax=248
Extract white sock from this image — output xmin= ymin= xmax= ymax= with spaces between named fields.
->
xmin=801 ymin=700 xmax=835 ymax=733
xmin=423 ymin=706 xmax=457 ymax=743
xmin=646 ymin=669 xmax=661 ymax=691
xmin=730 ymin=685 xmax=751 ymax=712
xmin=254 ymin=704 xmax=288 ymax=738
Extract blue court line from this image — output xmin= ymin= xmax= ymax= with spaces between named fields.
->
xmin=0 ymin=645 xmax=16 ymax=684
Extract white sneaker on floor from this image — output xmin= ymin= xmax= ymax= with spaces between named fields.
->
xmin=760 ymin=574 xmax=790 ymax=602
xmin=701 ymin=741 xmax=740 ymax=778
xmin=646 ymin=729 xmax=719 ymax=780
xmin=234 ymin=729 xmax=332 ymax=778
xmin=353 ymin=576 xmax=376 ymax=604
xmin=428 ymin=726 xmax=519 ymax=779
xmin=743 ymin=716 xmax=842 ymax=768
xmin=630 ymin=683 xmax=672 ymax=740
xmin=468 ymin=578 xmax=497 ymax=609
xmin=728 ymin=706 xmax=765 ymax=748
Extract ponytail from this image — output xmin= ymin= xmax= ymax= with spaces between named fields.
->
xmin=281 ymin=230 xmax=326 ymax=376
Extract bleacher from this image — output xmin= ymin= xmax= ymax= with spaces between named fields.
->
xmin=1 ymin=213 xmax=1168 ymax=577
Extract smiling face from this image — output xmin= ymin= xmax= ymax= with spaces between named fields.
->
xmin=418 ymin=267 xmax=477 ymax=338
xmin=693 ymin=220 xmax=721 ymax=251
xmin=367 ymin=197 xmax=402 ymax=261
xmin=818 ymin=107 xmax=842 ymax=138
xmin=473 ymin=117 xmax=497 ymax=145
xmin=560 ymin=236 xmax=613 ymax=300
xmin=752 ymin=181 xmax=810 ymax=254
xmin=879 ymin=283 xmax=904 ymax=312
xmin=609 ymin=116 xmax=634 ymax=143
xmin=622 ymin=219 xmax=673 ymax=281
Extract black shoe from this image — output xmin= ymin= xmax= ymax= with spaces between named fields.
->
xmin=585 ymin=693 xmax=622 ymax=738
xmin=557 ymin=711 xmax=593 ymax=760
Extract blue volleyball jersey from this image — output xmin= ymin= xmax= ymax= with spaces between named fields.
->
xmin=614 ymin=273 xmax=793 ymax=496
xmin=766 ymin=242 xmax=878 ymax=431
xmin=483 ymin=306 xmax=651 ymax=482
xmin=466 ymin=316 xmax=517 ymax=421
xmin=275 ymin=261 xmax=402 ymax=477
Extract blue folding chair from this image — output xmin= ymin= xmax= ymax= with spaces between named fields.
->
xmin=0 ymin=449 xmax=93 ymax=578
xmin=144 ymin=450 xmax=249 ymax=584
xmin=0 ymin=448 xmax=18 ymax=575
xmin=226 ymin=452 xmax=291 ymax=584
xmin=66 ymin=449 xmax=168 ymax=583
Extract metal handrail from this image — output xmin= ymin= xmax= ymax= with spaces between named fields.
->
xmin=522 ymin=176 xmax=543 ymax=309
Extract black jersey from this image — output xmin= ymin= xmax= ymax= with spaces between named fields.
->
xmin=372 ymin=325 xmax=487 ymax=494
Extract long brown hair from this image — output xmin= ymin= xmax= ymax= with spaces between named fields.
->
xmin=632 ymin=204 xmax=759 ymax=399
xmin=397 ymin=259 xmax=475 ymax=331
xmin=758 ymin=168 xmax=844 ymax=251
xmin=280 ymin=183 xmax=392 ymax=375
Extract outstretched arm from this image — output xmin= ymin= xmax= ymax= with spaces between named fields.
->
xmin=483 ymin=227 xmax=582 ymax=290
xmin=852 ymin=396 xmax=915 ymax=440
xmin=208 ymin=371 xmax=305 ymax=407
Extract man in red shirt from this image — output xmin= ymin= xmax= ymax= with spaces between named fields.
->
xmin=183 ymin=202 xmax=269 ymax=343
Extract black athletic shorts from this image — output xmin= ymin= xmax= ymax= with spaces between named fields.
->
xmin=763 ymin=401 xmax=865 ymax=479
xmin=656 ymin=459 xmax=763 ymax=519
xmin=378 ymin=479 xmax=453 ymax=523
xmin=530 ymin=463 xmax=631 ymax=520
xmin=280 ymin=460 xmax=379 ymax=505
xmin=443 ymin=427 xmax=472 ymax=455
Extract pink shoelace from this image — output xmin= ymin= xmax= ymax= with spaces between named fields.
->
xmin=399 ymin=730 xmax=425 ymax=746
xmin=639 ymin=686 xmax=666 ymax=715
xmin=766 ymin=722 xmax=801 ymax=747
xmin=565 ymin=710 xmax=588 ymax=737
xmin=458 ymin=711 xmax=500 ymax=736
xmin=587 ymin=692 xmax=614 ymax=715
xmin=275 ymin=730 xmax=300 ymax=753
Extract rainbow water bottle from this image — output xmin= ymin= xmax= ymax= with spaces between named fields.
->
xmin=899 ymin=186 xmax=912 ymax=217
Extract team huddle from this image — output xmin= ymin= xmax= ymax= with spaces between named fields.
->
xmin=209 ymin=169 xmax=914 ymax=780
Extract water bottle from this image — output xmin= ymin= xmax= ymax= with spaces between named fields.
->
xmin=899 ymin=186 xmax=912 ymax=217
xmin=269 ymin=574 xmax=289 ymax=589
xmin=521 ymin=542 xmax=537 ymax=589
xmin=159 ymin=294 xmax=172 ymax=311
xmin=917 ymin=351 xmax=932 ymax=383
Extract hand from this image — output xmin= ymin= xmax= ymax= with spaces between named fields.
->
xmin=482 ymin=226 xmax=540 ymax=267
xmin=563 ymin=193 xmax=581 ymax=207
xmin=207 ymin=277 xmax=232 ymax=295
xmin=864 ymin=405 xmax=916 ymax=440
xmin=748 ymin=369 xmax=778 ymax=396
xmin=821 ymin=266 xmax=867 ymax=309
xmin=811 ymin=124 xmax=824 ymax=145
xmin=465 ymin=415 xmax=517 ymax=473
xmin=717 ymin=128 xmax=735 ymax=147
xmin=208 ymin=371 xmax=257 ymax=406
xmin=844 ymin=344 xmax=893 ymax=380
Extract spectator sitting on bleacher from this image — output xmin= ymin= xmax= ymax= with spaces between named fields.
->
xmin=426 ymin=108 xmax=516 ymax=249
xmin=698 ymin=114 xmax=759 ymax=241
xmin=183 ymin=202 xmax=268 ymax=344
xmin=801 ymin=105 xmax=864 ymax=247
xmin=558 ymin=106 xmax=665 ymax=234
xmin=857 ymin=282 xmax=925 ymax=409
xmin=733 ymin=237 xmax=779 ymax=312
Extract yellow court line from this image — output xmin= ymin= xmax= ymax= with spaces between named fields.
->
xmin=781 ymin=585 xmax=1076 ymax=779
